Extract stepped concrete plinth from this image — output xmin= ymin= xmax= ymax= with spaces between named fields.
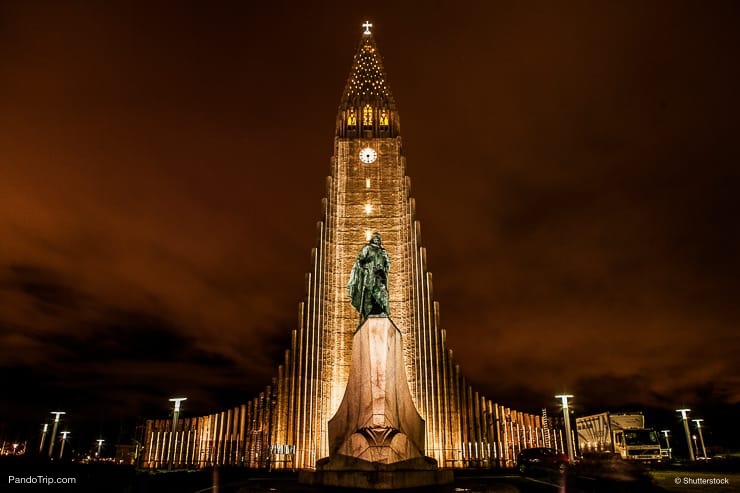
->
xmin=301 ymin=317 xmax=453 ymax=489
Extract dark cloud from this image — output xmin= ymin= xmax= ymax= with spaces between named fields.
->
xmin=0 ymin=1 xmax=738 ymax=444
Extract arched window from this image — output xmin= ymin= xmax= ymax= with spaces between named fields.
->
xmin=347 ymin=110 xmax=357 ymax=127
xmin=379 ymin=110 xmax=389 ymax=127
xmin=363 ymin=105 xmax=373 ymax=126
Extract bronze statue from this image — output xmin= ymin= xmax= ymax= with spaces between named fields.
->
xmin=348 ymin=232 xmax=390 ymax=321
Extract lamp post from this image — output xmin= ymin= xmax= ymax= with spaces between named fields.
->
xmin=692 ymin=419 xmax=707 ymax=459
xmin=12 ymin=443 xmax=19 ymax=455
xmin=555 ymin=394 xmax=575 ymax=463
xmin=96 ymin=439 xmax=104 ymax=459
xmin=39 ymin=423 xmax=49 ymax=454
xmin=48 ymin=412 xmax=66 ymax=458
xmin=59 ymin=432 xmax=70 ymax=460
xmin=168 ymin=397 xmax=187 ymax=471
xmin=676 ymin=409 xmax=695 ymax=461
xmin=661 ymin=430 xmax=672 ymax=459
xmin=133 ymin=439 xmax=142 ymax=467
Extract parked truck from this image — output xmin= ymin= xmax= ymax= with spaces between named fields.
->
xmin=575 ymin=412 xmax=662 ymax=462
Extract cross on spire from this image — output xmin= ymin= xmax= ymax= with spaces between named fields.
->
xmin=362 ymin=21 xmax=372 ymax=35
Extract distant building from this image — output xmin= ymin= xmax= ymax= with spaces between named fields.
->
xmin=115 ymin=443 xmax=138 ymax=465
xmin=143 ymin=23 xmax=545 ymax=471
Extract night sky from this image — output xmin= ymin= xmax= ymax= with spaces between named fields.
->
xmin=1 ymin=1 xmax=738 ymax=450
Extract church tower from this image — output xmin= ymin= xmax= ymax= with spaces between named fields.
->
xmin=277 ymin=23 xmax=422 ymax=467
xmin=142 ymin=23 xmax=547 ymax=471
xmin=320 ymin=23 xmax=421 ymax=457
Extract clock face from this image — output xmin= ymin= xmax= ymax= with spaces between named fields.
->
xmin=359 ymin=147 xmax=377 ymax=164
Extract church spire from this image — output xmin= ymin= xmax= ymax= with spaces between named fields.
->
xmin=337 ymin=22 xmax=400 ymax=138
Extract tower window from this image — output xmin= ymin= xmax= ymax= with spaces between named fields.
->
xmin=363 ymin=104 xmax=373 ymax=126
xmin=364 ymin=204 xmax=372 ymax=215
xmin=347 ymin=110 xmax=357 ymax=127
xmin=365 ymin=178 xmax=371 ymax=188
xmin=379 ymin=110 xmax=389 ymax=127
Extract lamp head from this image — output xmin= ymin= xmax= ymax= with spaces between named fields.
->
xmin=555 ymin=394 xmax=574 ymax=407
xmin=169 ymin=397 xmax=188 ymax=411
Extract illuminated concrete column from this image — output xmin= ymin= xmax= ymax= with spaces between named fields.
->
xmin=185 ymin=429 xmax=192 ymax=466
xmin=557 ymin=429 xmax=564 ymax=454
xmin=48 ymin=411 xmax=65 ymax=458
xmin=151 ymin=431 xmax=159 ymax=466
xmin=676 ymin=409 xmax=695 ymax=461
xmin=59 ymin=431 xmax=70 ymax=460
xmin=239 ymin=404 xmax=247 ymax=465
xmin=225 ymin=408 xmax=233 ymax=465
xmin=219 ymin=409 xmax=228 ymax=465
xmin=501 ymin=407 xmax=510 ymax=466
xmin=491 ymin=403 xmax=500 ymax=467
xmin=245 ymin=402 xmax=254 ymax=467
xmin=692 ymin=419 xmax=707 ymax=458
xmin=272 ymin=367 xmax=283 ymax=466
xmin=555 ymin=395 xmax=575 ymax=463
xmin=197 ymin=416 xmax=207 ymax=466
xmin=168 ymin=397 xmax=187 ymax=470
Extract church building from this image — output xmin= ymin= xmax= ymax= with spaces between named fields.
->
xmin=142 ymin=22 xmax=549 ymax=471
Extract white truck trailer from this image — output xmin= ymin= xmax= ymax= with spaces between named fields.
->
xmin=576 ymin=412 xmax=662 ymax=462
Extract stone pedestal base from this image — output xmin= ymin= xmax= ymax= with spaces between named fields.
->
xmin=328 ymin=318 xmax=425 ymax=463
xmin=300 ymin=455 xmax=454 ymax=489
xmin=302 ymin=317 xmax=454 ymax=489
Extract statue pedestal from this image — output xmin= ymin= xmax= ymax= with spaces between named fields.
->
xmin=301 ymin=317 xmax=453 ymax=489
xmin=300 ymin=456 xmax=453 ymax=490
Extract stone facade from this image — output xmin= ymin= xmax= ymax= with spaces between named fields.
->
xmin=142 ymin=27 xmax=547 ymax=471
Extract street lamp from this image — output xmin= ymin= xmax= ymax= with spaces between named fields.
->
xmin=59 ymin=432 xmax=70 ymax=460
xmin=48 ymin=412 xmax=66 ymax=458
xmin=39 ymin=423 xmax=49 ymax=454
xmin=676 ymin=409 xmax=695 ymax=461
xmin=555 ymin=394 xmax=575 ymax=463
xmin=661 ymin=430 xmax=672 ymax=460
xmin=692 ymin=419 xmax=707 ymax=459
xmin=168 ymin=397 xmax=187 ymax=471
xmin=96 ymin=439 xmax=104 ymax=459
xmin=12 ymin=443 xmax=19 ymax=455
